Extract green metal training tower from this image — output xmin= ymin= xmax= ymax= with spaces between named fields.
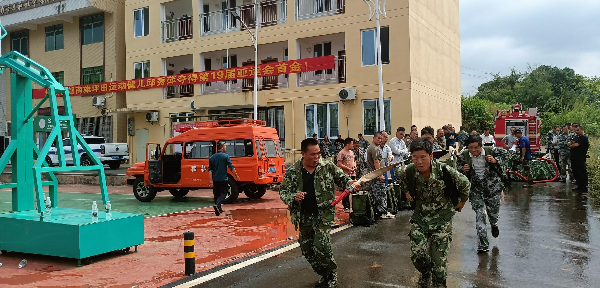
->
xmin=0 ymin=23 xmax=143 ymax=264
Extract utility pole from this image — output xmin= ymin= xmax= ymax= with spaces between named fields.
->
xmin=232 ymin=0 xmax=259 ymax=120
xmin=364 ymin=0 xmax=387 ymax=131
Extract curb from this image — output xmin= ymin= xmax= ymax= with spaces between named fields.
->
xmin=0 ymin=173 xmax=128 ymax=186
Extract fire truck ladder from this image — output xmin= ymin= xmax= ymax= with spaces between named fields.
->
xmin=0 ymin=25 xmax=109 ymax=214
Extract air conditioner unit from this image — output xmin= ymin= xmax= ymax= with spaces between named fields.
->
xmin=92 ymin=96 xmax=106 ymax=107
xmin=338 ymin=88 xmax=356 ymax=101
xmin=146 ymin=112 xmax=159 ymax=122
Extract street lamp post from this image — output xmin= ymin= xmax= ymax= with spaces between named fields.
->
xmin=364 ymin=0 xmax=387 ymax=132
xmin=232 ymin=1 xmax=259 ymax=120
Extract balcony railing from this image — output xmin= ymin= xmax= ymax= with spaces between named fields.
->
xmin=163 ymin=84 xmax=194 ymax=99
xmin=162 ymin=15 xmax=194 ymax=43
xmin=200 ymin=0 xmax=287 ymax=37
xmin=296 ymin=0 xmax=345 ymax=21
xmin=202 ymin=74 xmax=289 ymax=95
xmin=298 ymin=55 xmax=345 ymax=87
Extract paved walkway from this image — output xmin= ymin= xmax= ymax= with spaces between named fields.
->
xmin=0 ymin=186 xmax=349 ymax=288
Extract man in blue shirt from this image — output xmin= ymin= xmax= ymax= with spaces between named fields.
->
xmin=443 ymin=125 xmax=457 ymax=150
xmin=209 ymin=141 xmax=240 ymax=216
xmin=515 ymin=130 xmax=534 ymax=188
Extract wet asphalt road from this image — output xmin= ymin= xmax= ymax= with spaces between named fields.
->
xmin=198 ymin=182 xmax=600 ymax=288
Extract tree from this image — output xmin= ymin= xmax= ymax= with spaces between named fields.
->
xmin=461 ymin=97 xmax=510 ymax=134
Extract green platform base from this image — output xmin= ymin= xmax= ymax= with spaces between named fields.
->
xmin=0 ymin=208 xmax=144 ymax=259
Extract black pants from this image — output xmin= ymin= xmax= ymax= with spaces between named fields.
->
xmin=571 ymin=156 xmax=588 ymax=189
xmin=342 ymin=176 xmax=356 ymax=209
xmin=213 ymin=181 xmax=228 ymax=208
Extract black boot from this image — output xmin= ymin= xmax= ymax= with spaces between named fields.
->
xmin=418 ymin=272 xmax=431 ymax=288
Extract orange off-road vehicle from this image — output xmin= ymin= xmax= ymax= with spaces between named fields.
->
xmin=126 ymin=119 xmax=285 ymax=203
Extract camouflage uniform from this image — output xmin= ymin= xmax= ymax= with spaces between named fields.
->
xmin=457 ymin=147 xmax=504 ymax=251
xmin=353 ymin=147 xmax=368 ymax=179
xmin=557 ymin=133 xmax=571 ymax=181
xmin=395 ymin=161 xmax=470 ymax=288
xmin=456 ymin=130 xmax=469 ymax=148
xmin=366 ymin=143 xmax=387 ymax=216
xmin=434 ymin=137 xmax=446 ymax=150
xmin=320 ymin=140 xmax=332 ymax=159
xmin=279 ymin=157 xmax=352 ymax=279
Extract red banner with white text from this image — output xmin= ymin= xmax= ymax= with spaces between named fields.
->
xmin=32 ymin=56 xmax=335 ymax=99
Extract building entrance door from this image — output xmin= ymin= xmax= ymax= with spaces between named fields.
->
xmin=135 ymin=128 xmax=149 ymax=162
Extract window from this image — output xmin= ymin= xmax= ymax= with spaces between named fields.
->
xmin=265 ymin=140 xmax=277 ymax=157
xmin=361 ymin=26 xmax=390 ymax=66
xmin=82 ymin=66 xmax=103 ymax=84
xmin=363 ymin=99 xmax=391 ymax=135
xmin=165 ymin=143 xmax=183 ymax=155
xmin=10 ymin=30 xmax=28 ymax=56
xmin=83 ymin=137 xmax=106 ymax=145
xmin=305 ymin=103 xmax=339 ymax=139
xmin=81 ymin=14 xmax=104 ymax=45
xmin=133 ymin=7 xmax=149 ymax=37
xmin=134 ymin=61 xmax=150 ymax=79
xmin=223 ymin=139 xmax=254 ymax=158
xmin=313 ymin=42 xmax=332 ymax=75
xmin=185 ymin=141 xmax=216 ymax=159
xmin=45 ymin=24 xmax=64 ymax=51
xmin=52 ymin=71 xmax=65 ymax=86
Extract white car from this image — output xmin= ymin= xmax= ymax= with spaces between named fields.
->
xmin=47 ymin=136 xmax=129 ymax=170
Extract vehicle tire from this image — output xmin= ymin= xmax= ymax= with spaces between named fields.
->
xmin=223 ymin=176 xmax=240 ymax=204
xmin=133 ymin=177 xmax=157 ymax=202
xmin=108 ymin=161 xmax=121 ymax=170
xmin=169 ymin=188 xmax=189 ymax=198
xmin=245 ymin=184 xmax=267 ymax=199
xmin=80 ymin=154 xmax=94 ymax=166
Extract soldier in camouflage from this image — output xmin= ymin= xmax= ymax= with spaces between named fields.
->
xmin=365 ymin=131 xmax=388 ymax=218
xmin=457 ymin=135 xmax=504 ymax=254
xmin=353 ymin=140 xmax=368 ymax=178
xmin=557 ymin=125 xmax=571 ymax=182
xmin=395 ymin=138 xmax=470 ymax=288
xmin=456 ymin=126 xmax=469 ymax=148
xmin=280 ymin=138 xmax=357 ymax=287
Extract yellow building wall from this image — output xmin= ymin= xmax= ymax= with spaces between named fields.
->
xmin=408 ymin=0 xmax=462 ymax=130
xmin=3 ymin=2 xmax=128 ymax=142
xmin=123 ymin=0 xmax=460 ymax=161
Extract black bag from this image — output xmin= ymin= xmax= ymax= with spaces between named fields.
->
xmin=350 ymin=192 xmax=375 ymax=226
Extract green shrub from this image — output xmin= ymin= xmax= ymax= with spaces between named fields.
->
xmin=588 ymin=138 xmax=600 ymax=199
xmin=541 ymin=102 xmax=600 ymax=139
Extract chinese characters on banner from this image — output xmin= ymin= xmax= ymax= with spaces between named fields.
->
xmin=34 ymin=56 xmax=334 ymax=98
xmin=0 ymin=0 xmax=61 ymax=16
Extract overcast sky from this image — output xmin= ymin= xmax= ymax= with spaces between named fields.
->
xmin=460 ymin=0 xmax=600 ymax=95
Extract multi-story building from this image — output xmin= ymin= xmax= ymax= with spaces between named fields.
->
xmin=0 ymin=0 xmax=127 ymax=144
xmin=123 ymin=0 xmax=461 ymax=163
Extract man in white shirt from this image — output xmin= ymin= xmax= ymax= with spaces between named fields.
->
xmin=379 ymin=131 xmax=393 ymax=184
xmin=389 ymin=127 xmax=409 ymax=183
xmin=481 ymin=127 xmax=495 ymax=146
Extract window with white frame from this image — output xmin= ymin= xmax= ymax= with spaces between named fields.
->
xmin=363 ymin=99 xmax=391 ymax=135
xmin=361 ymin=26 xmax=390 ymax=66
xmin=134 ymin=61 xmax=150 ymax=79
xmin=134 ymin=7 xmax=150 ymax=37
xmin=305 ymin=103 xmax=339 ymax=139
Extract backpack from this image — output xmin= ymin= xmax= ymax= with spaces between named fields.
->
xmin=350 ymin=192 xmax=375 ymax=226
xmin=406 ymin=162 xmax=460 ymax=208
xmin=461 ymin=147 xmax=510 ymax=187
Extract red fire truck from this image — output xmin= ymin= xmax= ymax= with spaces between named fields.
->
xmin=494 ymin=104 xmax=542 ymax=152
